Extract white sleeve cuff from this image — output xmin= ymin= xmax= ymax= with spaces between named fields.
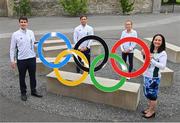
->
xmin=151 ymin=59 xmax=156 ymax=64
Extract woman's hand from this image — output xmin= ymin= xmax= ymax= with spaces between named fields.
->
xmin=150 ymin=54 xmax=153 ymax=60
xmin=141 ymin=49 xmax=144 ymax=55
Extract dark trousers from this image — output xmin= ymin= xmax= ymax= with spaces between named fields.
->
xmin=76 ymin=49 xmax=90 ymax=73
xmin=122 ymin=52 xmax=134 ymax=72
xmin=17 ymin=57 xmax=37 ymax=94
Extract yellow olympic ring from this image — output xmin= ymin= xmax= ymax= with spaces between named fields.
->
xmin=53 ymin=49 xmax=89 ymax=86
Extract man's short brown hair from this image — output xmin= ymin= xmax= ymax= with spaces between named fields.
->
xmin=80 ymin=15 xmax=87 ymax=20
xmin=19 ymin=16 xmax=28 ymax=22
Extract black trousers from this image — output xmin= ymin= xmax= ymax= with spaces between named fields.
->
xmin=76 ymin=49 xmax=90 ymax=73
xmin=122 ymin=52 xmax=134 ymax=72
xmin=17 ymin=57 xmax=37 ymax=94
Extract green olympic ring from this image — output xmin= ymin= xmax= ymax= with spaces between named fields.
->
xmin=90 ymin=53 xmax=128 ymax=92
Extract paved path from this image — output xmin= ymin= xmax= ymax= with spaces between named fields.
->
xmin=0 ymin=13 xmax=180 ymax=46
xmin=0 ymin=94 xmax=88 ymax=122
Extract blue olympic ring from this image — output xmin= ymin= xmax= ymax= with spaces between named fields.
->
xmin=37 ymin=32 xmax=72 ymax=68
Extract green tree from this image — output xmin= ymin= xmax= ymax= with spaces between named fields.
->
xmin=119 ymin=0 xmax=135 ymax=14
xmin=59 ymin=0 xmax=88 ymax=16
xmin=14 ymin=0 xmax=31 ymax=17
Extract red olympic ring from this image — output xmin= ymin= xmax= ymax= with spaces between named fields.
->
xmin=110 ymin=37 xmax=151 ymax=78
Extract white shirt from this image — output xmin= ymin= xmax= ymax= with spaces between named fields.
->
xmin=10 ymin=28 xmax=36 ymax=62
xmin=120 ymin=29 xmax=138 ymax=53
xmin=143 ymin=51 xmax=167 ymax=78
xmin=73 ymin=24 xmax=94 ymax=49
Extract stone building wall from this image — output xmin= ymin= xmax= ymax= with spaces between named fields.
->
xmin=133 ymin=0 xmax=153 ymax=13
xmin=7 ymin=0 xmax=14 ymax=16
xmin=88 ymin=0 xmax=152 ymax=14
xmin=30 ymin=0 xmax=63 ymax=16
xmin=4 ymin=0 xmax=153 ymax=16
xmin=88 ymin=0 xmax=120 ymax=14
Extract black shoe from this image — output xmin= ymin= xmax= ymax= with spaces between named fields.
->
xmin=141 ymin=110 xmax=146 ymax=114
xmin=21 ymin=94 xmax=27 ymax=101
xmin=142 ymin=112 xmax=156 ymax=119
xmin=141 ymin=109 xmax=149 ymax=114
xmin=31 ymin=92 xmax=43 ymax=98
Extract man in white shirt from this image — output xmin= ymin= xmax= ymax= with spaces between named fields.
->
xmin=10 ymin=16 xmax=42 ymax=101
xmin=73 ymin=15 xmax=94 ymax=73
xmin=120 ymin=20 xmax=138 ymax=79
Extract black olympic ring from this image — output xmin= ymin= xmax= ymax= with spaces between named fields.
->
xmin=73 ymin=35 xmax=109 ymax=72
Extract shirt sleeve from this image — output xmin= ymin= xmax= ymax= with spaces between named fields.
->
xmin=31 ymin=31 xmax=36 ymax=43
xmin=87 ymin=27 xmax=94 ymax=49
xmin=131 ymin=31 xmax=138 ymax=49
xmin=120 ymin=31 xmax=125 ymax=52
xmin=31 ymin=31 xmax=37 ymax=47
xmin=151 ymin=52 xmax=167 ymax=70
xmin=10 ymin=33 xmax=17 ymax=62
xmin=73 ymin=28 xmax=78 ymax=44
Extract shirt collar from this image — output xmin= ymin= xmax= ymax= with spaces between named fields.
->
xmin=81 ymin=24 xmax=87 ymax=28
xmin=125 ymin=29 xmax=133 ymax=33
xmin=19 ymin=28 xmax=27 ymax=33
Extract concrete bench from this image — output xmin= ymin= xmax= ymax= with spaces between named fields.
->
xmin=133 ymin=49 xmax=174 ymax=87
xmin=43 ymin=42 xmax=102 ymax=57
xmin=36 ymin=57 xmax=76 ymax=75
xmin=46 ymin=71 xmax=141 ymax=111
xmin=39 ymin=39 xmax=66 ymax=47
xmin=144 ymin=38 xmax=180 ymax=63
xmin=34 ymin=39 xmax=66 ymax=55
xmin=15 ymin=57 xmax=76 ymax=75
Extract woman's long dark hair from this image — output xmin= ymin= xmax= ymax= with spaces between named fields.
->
xmin=150 ymin=34 xmax=166 ymax=53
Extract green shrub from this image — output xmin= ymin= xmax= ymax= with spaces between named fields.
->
xmin=59 ymin=0 xmax=88 ymax=16
xmin=119 ymin=0 xmax=134 ymax=14
xmin=177 ymin=0 xmax=180 ymax=4
xmin=14 ymin=0 xmax=32 ymax=17
xmin=162 ymin=0 xmax=180 ymax=5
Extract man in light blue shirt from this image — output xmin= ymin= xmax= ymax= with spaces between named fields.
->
xmin=73 ymin=15 xmax=94 ymax=73
xmin=120 ymin=20 xmax=138 ymax=79
xmin=10 ymin=17 xmax=42 ymax=101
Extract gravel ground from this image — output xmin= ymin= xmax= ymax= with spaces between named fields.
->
xmin=0 ymin=37 xmax=180 ymax=122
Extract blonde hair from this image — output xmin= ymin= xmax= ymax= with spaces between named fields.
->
xmin=125 ymin=20 xmax=133 ymax=25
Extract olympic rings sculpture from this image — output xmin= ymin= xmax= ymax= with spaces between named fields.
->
xmin=37 ymin=32 xmax=151 ymax=92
